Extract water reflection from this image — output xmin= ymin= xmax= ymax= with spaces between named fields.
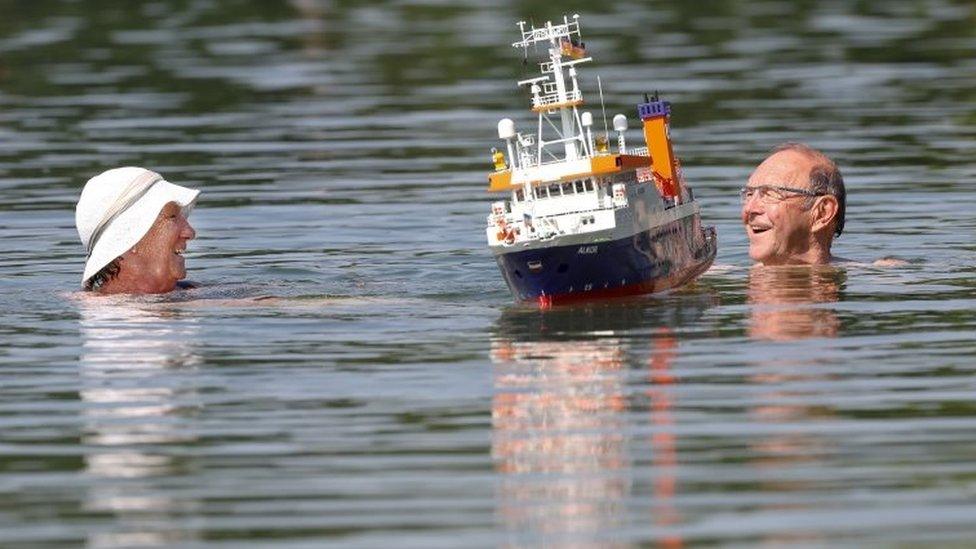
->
xmin=491 ymin=325 xmax=628 ymax=544
xmin=747 ymin=265 xmax=844 ymax=341
xmin=647 ymin=328 xmax=682 ymax=549
xmin=77 ymin=298 xmax=202 ymax=547
xmin=745 ymin=340 xmax=833 ymax=546
xmin=490 ymin=299 xmax=713 ymax=546
xmin=743 ymin=267 xmax=844 ymax=543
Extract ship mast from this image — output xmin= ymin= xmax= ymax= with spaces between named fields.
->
xmin=513 ymin=15 xmax=592 ymax=165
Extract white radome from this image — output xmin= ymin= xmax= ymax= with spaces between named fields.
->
xmin=613 ymin=113 xmax=628 ymax=132
xmin=497 ymin=118 xmax=516 ymax=140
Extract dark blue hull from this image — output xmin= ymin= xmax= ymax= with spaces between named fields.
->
xmin=494 ymin=214 xmax=716 ymax=304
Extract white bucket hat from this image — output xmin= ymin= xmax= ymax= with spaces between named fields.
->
xmin=76 ymin=167 xmax=200 ymax=285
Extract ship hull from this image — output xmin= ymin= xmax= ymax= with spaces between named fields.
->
xmin=494 ymin=212 xmax=716 ymax=305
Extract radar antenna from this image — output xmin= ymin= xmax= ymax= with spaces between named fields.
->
xmin=598 ymin=76 xmax=609 ymax=138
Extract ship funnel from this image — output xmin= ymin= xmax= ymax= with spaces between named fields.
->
xmin=497 ymin=118 xmax=516 ymax=140
xmin=637 ymin=99 xmax=679 ymax=201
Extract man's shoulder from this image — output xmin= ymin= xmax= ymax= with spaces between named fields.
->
xmin=830 ymin=255 xmax=910 ymax=268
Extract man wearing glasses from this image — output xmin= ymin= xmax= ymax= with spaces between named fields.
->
xmin=741 ymin=142 xmax=846 ymax=265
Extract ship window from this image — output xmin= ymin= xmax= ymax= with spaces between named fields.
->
xmin=515 ymin=189 xmax=524 ymax=202
xmin=549 ymin=183 xmax=561 ymax=196
xmin=585 ymin=179 xmax=594 ymax=192
xmin=562 ymin=182 xmax=572 ymax=195
xmin=575 ymin=180 xmax=584 ymax=193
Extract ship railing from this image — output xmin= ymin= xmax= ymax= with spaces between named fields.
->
xmin=531 ymin=89 xmax=582 ymax=110
xmin=492 ymin=204 xmax=615 ymax=230
xmin=487 ymin=202 xmax=615 ymax=230
xmin=629 ymin=146 xmax=650 ymax=157
xmin=540 ymin=57 xmax=592 ymax=75
xmin=527 ymin=157 xmax=562 ymax=169
xmin=520 ymin=155 xmax=585 ymax=170
xmin=490 ymin=208 xmax=618 ymax=246
xmin=514 ymin=19 xmax=580 ymax=49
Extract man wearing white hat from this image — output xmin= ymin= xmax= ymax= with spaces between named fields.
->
xmin=76 ymin=167 xmax=200 ymax=294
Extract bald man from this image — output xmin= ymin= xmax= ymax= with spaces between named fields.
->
xmin=740 ymin=143 xmax=846 ymax=265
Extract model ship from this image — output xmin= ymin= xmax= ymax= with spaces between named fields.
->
xmin=485 ymin=15 xmax=717 ymax=306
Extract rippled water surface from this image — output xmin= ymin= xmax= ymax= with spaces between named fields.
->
xmin=1 ymin=1 xmax=975 ymax=546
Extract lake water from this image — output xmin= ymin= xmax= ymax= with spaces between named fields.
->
xmin=1 ymin=1 xmax=974 ymax=546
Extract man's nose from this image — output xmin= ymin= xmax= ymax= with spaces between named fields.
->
xmin=742 ymin=189 xmax=767 ymax=209
xmin=741 ymin=193 xmax=764 ymax=219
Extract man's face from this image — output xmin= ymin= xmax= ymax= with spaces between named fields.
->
xmin=741 ymin=150 xmax=818 ymax=265
xmin=122 ymin=201 xmax=196 ymax=293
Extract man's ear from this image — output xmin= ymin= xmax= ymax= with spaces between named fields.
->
xmin=811 ymin=195 xmax=839 ymax=234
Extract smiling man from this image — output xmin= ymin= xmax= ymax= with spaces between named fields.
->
xmin=741 ymin=143 xmax=846 ymax=265
xmin=76 ymin=167 xmax=199 ymax=294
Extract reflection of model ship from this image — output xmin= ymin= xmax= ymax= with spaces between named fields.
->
xmin=486 ymin=15 xmax=717 ymax=305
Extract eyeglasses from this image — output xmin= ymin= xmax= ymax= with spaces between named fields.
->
xmin=739 ymin=184 xmax=825 ymax=205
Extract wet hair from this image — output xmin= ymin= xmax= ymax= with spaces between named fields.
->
xmin=84 ymin=256 xmax=123 ymax=291
xmin=772 ymin=142 xmax=846 ymax=237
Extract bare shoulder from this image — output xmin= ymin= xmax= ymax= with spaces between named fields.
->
xmin=830 ymin=255 xmax=910 ymax=268
xmin=871 ymin=256 xmax=911 ymax=268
